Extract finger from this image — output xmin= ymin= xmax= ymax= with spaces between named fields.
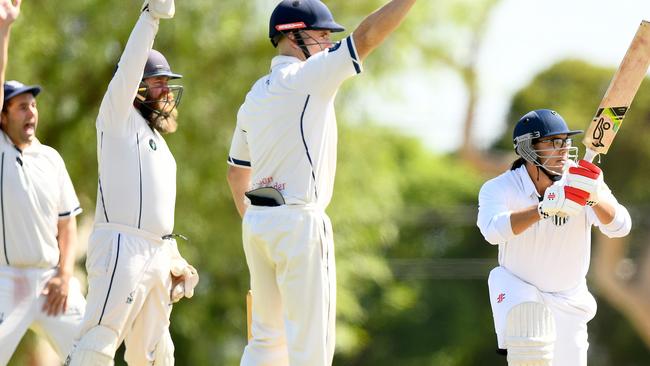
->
xmin=578 ymin=159 xmax=601 ymax=174
xmin=568 ymin=166 xmax=599 ymax=180
xmin=564 ymin=186 xmax=589 ymax=205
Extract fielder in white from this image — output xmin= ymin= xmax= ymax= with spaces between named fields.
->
xmin=227 ymin=0 xmax=416 ymax=365
xmin=66 ymin=1 xmax=198 ymax=365
xmin=0 ymin=1 xmax=86 ymax=364
xmin=477 ymin=109 xmax=632 ymax=366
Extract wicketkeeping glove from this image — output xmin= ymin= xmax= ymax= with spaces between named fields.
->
xmin=538 ymin=183 xmax=589 ymax=219
xmin=567 ymin=159 xmax=603 ymax=206
xmin=142 ymin=0 xmax=175 ymax=19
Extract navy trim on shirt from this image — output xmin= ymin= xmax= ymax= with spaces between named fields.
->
xmin=228 ymin=156 xmax=251 ymax=167
xmin=300 ymin=95 xmax=318 ymax=200
xmin=346 ymin=37 xmax=362 ymax=74
xmin=136 ymin=134 xmax=143 ymax=229
xmin=59 ymin=206 xmax=82 ymax=217
xmin=1 ymin=152 xmax=7 ymax=265
xmin=98 ymin=132 xmax=110 ymax=222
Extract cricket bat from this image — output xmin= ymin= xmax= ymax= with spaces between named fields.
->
xmin=582 ymin=20 xmax=650 ymax=162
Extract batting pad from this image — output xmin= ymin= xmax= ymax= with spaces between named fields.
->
xmin=505 ymin=302 xmax=556 ymax=366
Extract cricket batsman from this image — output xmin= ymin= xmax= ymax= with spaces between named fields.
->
xmin=477 ymin=109 xmax=632 ymax=366
xmin=226 ymin=0 xmax=417 ymax=365
xmin=66 ymin=0 xmax=198 ymax=365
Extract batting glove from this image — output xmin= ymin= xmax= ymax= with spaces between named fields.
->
xmin=142 ymin=0 xmax=174 ymax=19
xmin=567 ymin=159 xmax=603 ymax=206
xmin=538 ymin=183 xmax=589 ymax=219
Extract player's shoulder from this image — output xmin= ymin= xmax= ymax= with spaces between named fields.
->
xmin=479 ymin=168 xmax=520 ymax=195
xmin=31 ymin=141 xmax=67 ymax=166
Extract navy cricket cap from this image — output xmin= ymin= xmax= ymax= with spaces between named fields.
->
xmin=269 ymin=0 xmax=345 ymax=47
xmin=142 ymin=49 xmax=182 ymax=80
xmin=513 ymin=109 xmax=582 ymax=143
xmin=3 ymin=80 xmax=41 ymax=104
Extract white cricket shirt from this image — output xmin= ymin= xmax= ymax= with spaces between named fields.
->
xmin=228 ymin=35 xmax=363 ymax=208
xmin=477 ymin=165 xmax=631 ymax=292
xmin=0 ymin=132 xmax=81 ymax=268
xmin=94 ymin=12 xmax=176 ymax=236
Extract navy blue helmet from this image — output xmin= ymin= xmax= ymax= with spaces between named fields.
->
xmin=269 ymin=0 xmax=345 ymax=47
xmin=143 ymin=49 xmax=182 ymax=80
xmin=513 ymin=109 xmax=582 ymax=149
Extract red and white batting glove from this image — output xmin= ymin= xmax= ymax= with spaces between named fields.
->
xmin=567 ymin=160 xmax=603 ymax=206
xmin=538 ymin=183 xmax=589 ymax=219
xmin=142 ymin=0 xmax=175 ymax=19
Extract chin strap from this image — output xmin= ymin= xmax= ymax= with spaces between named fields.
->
xmin=292 ymin=31 xmax=312 ymax=59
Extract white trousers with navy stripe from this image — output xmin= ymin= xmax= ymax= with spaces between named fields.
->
xmin=241 ymin=205 xmax=336 ymax=366
xmin=71 ymin=224 xmax=174 ymax=365
xmin=0 ymin=266 xmax=85 ymax=365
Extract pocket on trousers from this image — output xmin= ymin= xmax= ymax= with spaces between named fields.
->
xmin=86 ymin=234 xmax=117 ymax=277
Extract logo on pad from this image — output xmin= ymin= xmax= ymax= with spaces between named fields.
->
xmin=497 ymin=293 xmax=506 ymax=304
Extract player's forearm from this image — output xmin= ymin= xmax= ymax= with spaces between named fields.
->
xmin=353 ymin=0 xmax=416 ymax=61
xmin=510 ymin=204 xmax=542 ymax=235
xmin=100 ymin=11 xmax=159 ymax=123
xmin=56 ymin=217 xmax=78 ymax=277
xmin=227 ymin=166 xmax=251 ymax=218
xmin=591 ymin=200 xmax=617 ymax=225
xmin=0 ymin=26 xmax=11 ymax=109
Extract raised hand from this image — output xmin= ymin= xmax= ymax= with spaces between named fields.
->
xmin=567 ymin=159 xmax=604 ymax=206
xmin=0 ymin=0 xmax=21 ymax=28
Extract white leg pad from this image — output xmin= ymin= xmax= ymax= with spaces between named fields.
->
xmin=65 ymin=350 xmax=114 ymax=366
xmin=505 ymin=302 xmax=556 ymax=366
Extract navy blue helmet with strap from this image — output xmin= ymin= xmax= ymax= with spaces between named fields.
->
xmin=269 ymin=0 xmax=345 ymax=47
xmin=513 ymin=109 xmax=581 ymax=147
xmin=512 ymin=109 xmax=582 ymax=177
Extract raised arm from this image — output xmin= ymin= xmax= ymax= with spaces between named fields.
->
xmin=352 ymin=0 xmax=416 ymax=61
xmin=97 ymin=0 xmax=174 ymax=132
xmin=0 ymin=0 xmax=21 ymax=109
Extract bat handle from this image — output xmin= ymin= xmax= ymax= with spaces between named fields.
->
xmin=583 ymin=148 xmax=598 ymax=163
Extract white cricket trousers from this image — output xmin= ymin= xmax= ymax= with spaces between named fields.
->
xmin=241 ymin=204 xmax=336 ymax=366
xmin=70 ymin=223 xmax=174 ymax=365
xmin=0 ymin=266 xmax=86 ymax=365
xmin=488 ymin=266 xmax=597 ymax=366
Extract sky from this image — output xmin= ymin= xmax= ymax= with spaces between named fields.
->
xmin=364 ymin=0 xmax=650 ymax=153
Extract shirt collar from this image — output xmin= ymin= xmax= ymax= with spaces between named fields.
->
xmin=270 ymin=55 xmax=302 ymax=70
xmin=515 ymin=164 xmax=540 ymax=199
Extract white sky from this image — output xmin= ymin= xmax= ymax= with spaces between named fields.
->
xmin=363 ymin=0 xmax=650 ymax=152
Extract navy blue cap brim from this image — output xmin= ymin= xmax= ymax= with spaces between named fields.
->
xmin=142 ymin=71 xmax=183 ymax=80
xmin=313 ymin=21 xmax=345 ymax=32
xmin=541 ymin=129 xmax=583 ymax=138
xmin=4 ymin=85 xmax=41 ymax=103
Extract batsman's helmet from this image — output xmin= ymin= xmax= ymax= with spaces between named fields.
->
xmin=512 ymin=109 xmax=582 ymax=175
xmin=269 ymin=0 xmax=345 ymax=47
xmin=143 ymin=49 xmax=182 ymax=80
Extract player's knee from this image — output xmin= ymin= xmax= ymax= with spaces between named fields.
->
xmin=505 ymin=302 xmax=556 ymax=366
xmin=68 ymin=325 xmax=119 ymax=363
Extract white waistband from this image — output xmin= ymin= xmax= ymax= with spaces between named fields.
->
xmin=246 ymin=203 xmax=323 ymax=211
xmin=94 ymin=223 xmax=167 ymax=244
xmin=0 ymin=265 xmax=56 ymax=277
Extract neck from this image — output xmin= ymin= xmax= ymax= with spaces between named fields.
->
xmin=1 ymin=129 xmax=31 ymax=151
xmin=524 ymin=162 xmax=554 ymax=196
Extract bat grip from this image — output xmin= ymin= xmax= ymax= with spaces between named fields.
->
xmin=583 ymin=148 xmax=598 ymax=163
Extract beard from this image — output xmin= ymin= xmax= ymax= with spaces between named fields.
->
xmin=137 ymin=91 xmax=179 ymax=134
